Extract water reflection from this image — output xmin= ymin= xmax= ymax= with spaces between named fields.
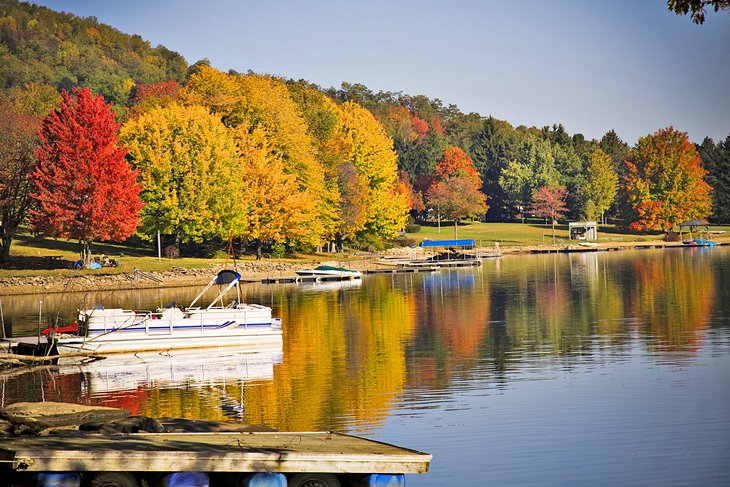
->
xmin=1 ymin=249 xmax=728 ymax=444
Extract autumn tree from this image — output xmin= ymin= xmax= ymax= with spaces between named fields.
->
xmin=338 ymin=101 xmax=410 ymax=240
xmin=232 ymin=126 xmax=312 ymax=258
xmin=0 ymin=104 xmax=39 ymax=261
xmin=335 ymin=163 xmax=368 ymax=249
xmin=427 ymin=146 xmax=488 ymax=236
xmin=183 ymin=67 xmax=332 ymax=248
xmin=529 ymin=185 xmax=568 ymax=243
xmin=623 ymin=127 xmax=712 ymax=232
xmin=578 ymin=147 xmax=618 ymax=222
xmin=30 ymin=88 xmax=143 ymax=262
xmin=119 ymin=103 xmax=239 ymax=246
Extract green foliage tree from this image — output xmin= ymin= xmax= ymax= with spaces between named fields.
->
xmin=119 ymin=103 xmax=239 ymax=245
xmin=667 ymin=0 xmax=730 ymax=23
xmin=578 ymin=147 xmax=618 ymax=222
xmin=623 ymin=127 xmax=712 ymax=231
xmin=699 ymin=133 xmax=730 ymax=222
xmin=499 ymin=136 xmax=560 ymax=218
xmin=469 ymin=117 xmax=519 ymax=221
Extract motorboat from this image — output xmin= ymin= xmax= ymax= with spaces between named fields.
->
xmin=48 ymin=270 xmax=282 ymax=356
xmin=682 ymin=238 xmax=717 ymax=247
xmin=295 ymin=265 xmax=362 ymax=278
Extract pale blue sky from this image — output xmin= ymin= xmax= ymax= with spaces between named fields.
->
xmin=35 ymin=0 xmax=730 ymax=144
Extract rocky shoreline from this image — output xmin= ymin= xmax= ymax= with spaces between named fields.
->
xmin=0 ymin=260 xmax=329 ymax=296
xmin=1 ymin=238 xmax=726 ymax=296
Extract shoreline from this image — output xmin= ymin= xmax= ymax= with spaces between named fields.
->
xmin=1 ymin=239 xmax=727 ymax=296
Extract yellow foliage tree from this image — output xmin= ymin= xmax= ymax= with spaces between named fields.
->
xmin=230 ymin=125 xmax=315 ymax=256
xmin=338 ymin=101 xmax=409 ymax=239
xmin=120 ymin=103 xmax=240 ymax=243
xmin=182 ymin=67 xmax=332 ymax=248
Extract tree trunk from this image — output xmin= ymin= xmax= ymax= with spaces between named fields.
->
xmin=551 ymin=219 xmax=556 ymax=244
xmin=256 ymin=241 xmax=263 ymax=260
xmin=0 ymin=233 xmax=12 ymax=263
xmin=80 ymin=239 xmax=92 ymax=264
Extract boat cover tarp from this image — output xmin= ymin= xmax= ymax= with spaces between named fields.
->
xmin=420 ymin=239 xmax=476 ymax=248
xmin=216 ymin=269 xmax=241 ymax=285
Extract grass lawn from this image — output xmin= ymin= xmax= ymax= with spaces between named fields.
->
xmin=408 ymin=220 xmax=670 ymax=247
xmin=1 ymin=231 xmax=310 ymax=278
xmin=2 ymin=222 xmax=728 ymax=277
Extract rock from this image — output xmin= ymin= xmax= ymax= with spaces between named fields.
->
xmin=0 ymin=401 xmax=131 ymax=433
xmin=0 ymin=418 xmax=14 ymax=436
xmin=80 ymin=415 xmax=166 ymax=434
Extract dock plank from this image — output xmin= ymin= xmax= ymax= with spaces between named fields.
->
xmin=0 ymin=431 xmax=431 ymax=474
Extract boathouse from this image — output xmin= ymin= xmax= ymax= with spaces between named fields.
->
xmin=569 ymin=221 xmax=597 ymax=240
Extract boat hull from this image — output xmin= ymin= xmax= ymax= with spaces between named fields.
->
xmin=55 ymin=328 xmax=282 ymax=355
xmin=54 ymin=305 xmax=282 ymax=355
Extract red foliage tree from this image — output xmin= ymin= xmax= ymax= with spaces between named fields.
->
xmin=30 ymin=88 xmax=143 ymax=262
xmin=411 ymin=113 xmax=429 ymax=141
xmin=529 ymin=185 xmax=568 ymax=243
xmin=133 ymin=80 xmax=181 ymax=104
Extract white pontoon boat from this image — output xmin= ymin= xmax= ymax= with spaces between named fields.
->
xmin=49 ymin=270 xmax=282 ymax=355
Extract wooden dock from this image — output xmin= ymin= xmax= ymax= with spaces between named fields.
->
xmin=241 ymin=275 xmax=362 ymax=284
xmin=0 ymin=431 xmax=432 ymax=474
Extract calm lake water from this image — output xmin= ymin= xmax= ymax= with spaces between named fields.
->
xmin=2 ymin=248 xmax=730 ymax=486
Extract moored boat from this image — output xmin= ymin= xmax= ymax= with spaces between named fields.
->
xmin=295 ymin=265 xmax=362 ymax=278
xmin=47 ymin=270 xmax=282 ymax=355
xmin=682 ymin=238 xmax=717 ymax=247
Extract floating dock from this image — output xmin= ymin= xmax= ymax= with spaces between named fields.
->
xmin=0 ymin=431 xmax=432 ymax=484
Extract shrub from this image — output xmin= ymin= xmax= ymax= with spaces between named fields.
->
xmin=405 ymin=224 xmax=421 ymax=233
xmin=270 ymin=243 xmax=286 ymax=258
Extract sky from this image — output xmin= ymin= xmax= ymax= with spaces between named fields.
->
xmin=33 ymin=0 xmax=730 ymax=144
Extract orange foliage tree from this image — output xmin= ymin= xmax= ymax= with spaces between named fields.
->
xmin=623 ymin=127 xmax=712 ymax=232
xmin=426 ymin=146 xmax=487 ymax=236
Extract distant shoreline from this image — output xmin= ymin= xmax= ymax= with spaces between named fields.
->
xmin=1 ymin=238 xmax=727 ymax=296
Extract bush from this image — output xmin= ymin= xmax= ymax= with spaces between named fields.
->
xmin=405 ymin=223 xmax=421 ymax=233
xmin=270 ymin=243 xmax=286 ymax=258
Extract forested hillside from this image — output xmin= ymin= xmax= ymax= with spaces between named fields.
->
xmin=1 ymin=0 xmax=728 ymax=261
xmin=0 ymin=0 xmax=186 ymax=111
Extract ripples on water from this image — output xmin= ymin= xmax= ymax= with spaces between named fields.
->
xmin=2 ymin=248 xmax=730 ymax=485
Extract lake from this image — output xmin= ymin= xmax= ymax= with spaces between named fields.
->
xmin=2 ymin=248 xmax=729 ymax=485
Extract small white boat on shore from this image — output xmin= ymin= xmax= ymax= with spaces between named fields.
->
xmin=295 ymin=265 xmax=362 ymax=278
xmin=48 ymin=270 xmax=282 ymax=356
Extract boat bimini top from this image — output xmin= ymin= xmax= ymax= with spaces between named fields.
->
xmin=189 ymin=270 xmax=242 ymax=310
